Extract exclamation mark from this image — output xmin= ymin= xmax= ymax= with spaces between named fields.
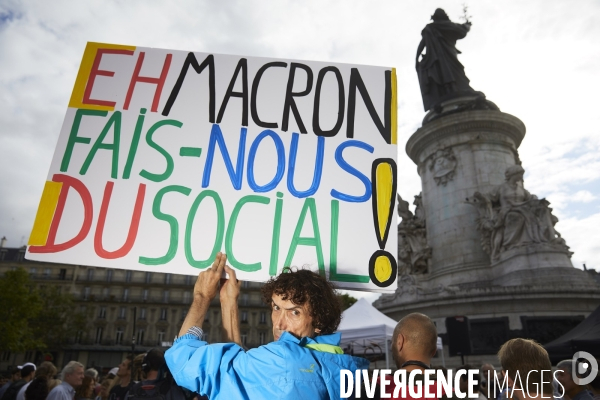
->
xmin=369 ymin=158 xmax=398 ymax=287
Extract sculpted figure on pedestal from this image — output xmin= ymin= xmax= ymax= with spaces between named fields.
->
xmin=416 ymin=8 xmax=475 ymax=111
xmin=469 ymin=165 xmax=571 ymax=260
xmin=397 ymin=194 xmax=432 ymax=275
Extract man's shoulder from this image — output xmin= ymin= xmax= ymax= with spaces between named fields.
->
xmin=573 ymin=390 xmax=595 ymax=400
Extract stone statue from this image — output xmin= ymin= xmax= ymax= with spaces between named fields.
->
xmin=397 ymin=193 xmax=432 ymax=275
xmin=416 ymin=8 xmax=478 ymax=112
xmin=468 ymin=165 xmax=571 ymax=261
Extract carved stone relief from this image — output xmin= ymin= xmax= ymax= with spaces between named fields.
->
xmin=429 ymin=148 xmax=457 ymax=186
xmin=467 ymin=165 xmax=572 ymax=261
xmin=397 ymin=193 xmax=432 ymax=275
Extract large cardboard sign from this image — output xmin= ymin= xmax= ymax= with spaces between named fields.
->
xmin=26 ymin=42 xmax=398 ymax=292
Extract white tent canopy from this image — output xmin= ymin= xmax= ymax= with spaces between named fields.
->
xmin=338 ymin=298 xmax=398 ymax=342
xmin=337 ymin=298 xmax=398 ymax=367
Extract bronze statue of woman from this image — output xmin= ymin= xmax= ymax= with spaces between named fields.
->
xmin=416 ymin=8 xmax=477 ymax=111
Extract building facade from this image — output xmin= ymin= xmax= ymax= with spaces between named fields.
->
xmin=0 ymin=246 xmax=273 ymax=373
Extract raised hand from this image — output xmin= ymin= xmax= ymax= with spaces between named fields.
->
xmin=193 ymin=252 xmax=227 ymax=301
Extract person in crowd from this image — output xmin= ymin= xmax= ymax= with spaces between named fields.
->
xmin=83 ymin=370 xmax=99 ymax=397
xmin=556 ymin=359 xmax=594 ymax=400
xmin=165 ymin=252 xmax=368 ymax=399
xmin=2 ymin=363 xmax=36 ymax=400
xmin=481 ymin=364 xmax=500 ymax=400
xmin=456 ymin=365 xmax=485 ymax=400
xmin=106 ymin=369 xmax=118 ymax=381
xmin=497 ymin=338 xmax=555 ymax=400
xmin=0 ymin=369 xmax=21 ymax=400
xmin=93 ymin=380 xmax=112 ymax=400
xmin=21 ymin=362 xmax=57 ymax=400
xmin=128 ymin=349 xmax=198 ymax=400
xmin=588 ymin=366 xmax=600 ymax=400
xmin=372 ymin=312 xmax=440 ymax=399
xmin=107 ymin=357 xmax=133 ymax=400
xmin=46 ymin=361 xmax=84 ymax=400
xmin=131 ymin=354 xmax=145 ymax=382
xmin=74 ymin=376 xmax=95 ymax=400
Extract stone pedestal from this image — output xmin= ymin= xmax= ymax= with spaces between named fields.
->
xmin=375 ymin=108 xmax=600 ymax=366
xmin=406 ymin=110 xmax=528 ymax=287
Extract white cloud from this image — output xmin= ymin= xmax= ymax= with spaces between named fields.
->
xmin=571 ymin=190 xmax=597 ymax=203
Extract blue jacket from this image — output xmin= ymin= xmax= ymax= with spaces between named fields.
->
xmin=165 ymin=331 xmax=368 ymax=399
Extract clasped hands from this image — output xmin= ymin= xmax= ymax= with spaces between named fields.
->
xmin=193 ymin=252 xmax=241 ymax=308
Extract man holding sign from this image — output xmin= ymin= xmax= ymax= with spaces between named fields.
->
xmin=165 ymin=252 xmax=368 ymax=399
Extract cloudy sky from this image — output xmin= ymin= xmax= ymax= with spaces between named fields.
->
xmin=1 ymin=0 xmax=599 ymax=300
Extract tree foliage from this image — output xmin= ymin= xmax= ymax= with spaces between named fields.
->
xmin=0 ymin=268 xmax=88 ymax=352
xmin=30 ymin=286 xmax=89 ymax=349
xmin=0 ymin=268 xmax=43 ymax=352
xmin=337 ymin=293 xmax=357 ymax=311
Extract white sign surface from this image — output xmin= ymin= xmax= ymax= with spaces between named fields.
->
xmin=26 ymin=42 xmax=398 ymax=292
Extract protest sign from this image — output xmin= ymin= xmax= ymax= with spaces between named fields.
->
xmin=26 ymin=42 xmax=398 ymax=292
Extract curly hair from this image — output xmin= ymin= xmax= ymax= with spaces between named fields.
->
xmin=261 ymin=267 xmax=341 ymax=334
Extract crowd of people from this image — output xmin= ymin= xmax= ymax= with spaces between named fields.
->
xmin=1 ymin=253 xmax=598 ymax=400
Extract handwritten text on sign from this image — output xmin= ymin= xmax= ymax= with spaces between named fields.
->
xmin=26 ymin=42 xmax=398 ymax=292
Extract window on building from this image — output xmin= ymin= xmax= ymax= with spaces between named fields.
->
xmin=242 ymin=281 xmax=249 ymax=288
xmin=136 ymin=329 xmax=145 ymax=345
xmin=102 ymin=287 xmax=110 ymax=299
xmin=157 ymin=331 xmax=165 ymax=345
xmin=125 ymin=270 xmax=132 ymax=283
xmin=139 ymin=308 xmax=146 ymax=320
xmin=116 ymin=328 xmax=123 ymax=345
xmin=145 ymin=272 xmax=152 ymax=283
xmin=87 ymin=268 xmax=94 ymax=281
xmin=123 ymin=288 xmax=129 ymax=301
xmin=98 ymin=307 xmax=106 ymax=319
xmin=182 ymin=291 xmax=191 ymax=304
xmin=106 ymin=269 xmax=113 ymax=282
xmin=163 ymin=290 xmax=169 ymax=303
xmin=241 ymin=332 xmax=247 ymax=346
xmin=1 ymin=351 xmax=11 ymax=361
xmin=95 ymin=327 xmax=103 ymax=344
xmin=241 ymin=293 xmax=249 ymax=306
xmin=160 ymin=308 xmax=167 ymax=321
xmin=181 ymin=309 xmax=188 ymax=321
xmin=75 ymin=331 xmax=83 ymax=344
xmin=184 ymin=275 xmax=192 ymax=285
xmin=259 ymin=312 xmax=266 ymax=324
xmin=29 ymin=267 xmax=37 ymax=276
xmin=142 ymin=289 xmax=148 ymax=301
xmin=43 ymin=268 xmax=51 ymax=278
xmin=241 ymin=311 xmax=248 ymax=323
xmin=164 ymin=274 xmax=171 ymax=284
xmin=259 ymin=332 xmax=266 ymax=345
xmin=119 ymin=307 xmax=127 ymax=319
xmin=59 ymin=269 xmax=66 ymax=280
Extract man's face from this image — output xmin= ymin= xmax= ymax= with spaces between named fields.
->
xmin=64 ymin=366 xmax=84 ymax=388
xmin=555 ymin=368 xmax=576 ymax=392
xmin=116 ymin=359 xmax=130 ymax=377
xmin=271 ymin=294 xmax=315 ymax=341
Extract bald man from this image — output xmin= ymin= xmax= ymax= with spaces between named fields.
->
xmin=372 ymin=313 xmax=440 ymax=400
xmin=392 ymin=312 xmax=438 ymax=370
